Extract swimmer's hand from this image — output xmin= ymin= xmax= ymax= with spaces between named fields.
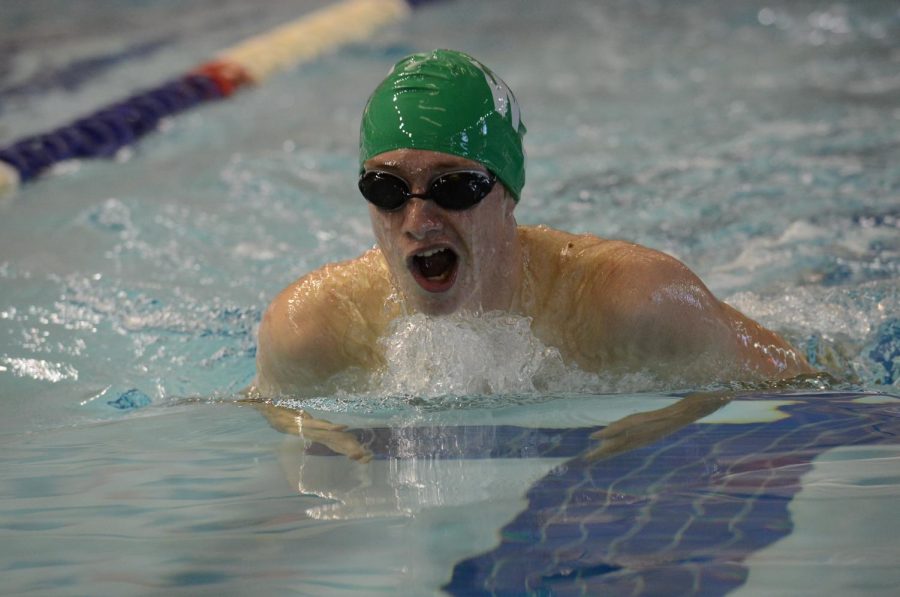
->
xmin=243 ymin=398 xmax=373 ymax=463
xmin=585 ymin=391 xmax=732 ymax=462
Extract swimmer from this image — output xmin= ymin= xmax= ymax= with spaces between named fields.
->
xmin=245 ymin=49 xmax=817 ymax=460
xmin=251 ymin=48 xmax=812 ymax=403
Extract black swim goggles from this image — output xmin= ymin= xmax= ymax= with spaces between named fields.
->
xmin=358 ymin=169 xmax=497 ymax=212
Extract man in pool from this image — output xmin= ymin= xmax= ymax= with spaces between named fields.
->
xmin=252 ymin=48 xmax=811 ymax=403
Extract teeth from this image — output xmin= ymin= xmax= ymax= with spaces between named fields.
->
xmin=417 ymin=248 xmax=445 ymax=258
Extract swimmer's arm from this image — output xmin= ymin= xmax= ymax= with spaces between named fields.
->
xmin=249 ymin=291 xmax=374 ymax=462
xmin=253 ymin=280 xmax=349 ymax=397
xmin=585 ymin=390 xmax=733 ymax=461
xmin=587 ymin=248 xmax=812 ymax=380
xmin=715 ymin=300 xmax=814 ymax=377
xmin=254 ymin=252 xmax=389 ymax=397
xmin=240 ymin=398 xmax=373 ymax=462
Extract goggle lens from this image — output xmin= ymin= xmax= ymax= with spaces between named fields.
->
xmin=359 ymin=170 xmax=497 ymax=212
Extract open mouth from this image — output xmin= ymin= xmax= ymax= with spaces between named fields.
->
xmin=409 ymin=247 xmax=459 ymax=293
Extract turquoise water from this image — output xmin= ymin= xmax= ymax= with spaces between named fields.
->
xmin=1 ymin=0 xmax=899 ymax=595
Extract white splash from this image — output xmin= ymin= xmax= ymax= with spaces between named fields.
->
xmin=1 ymin=357 xmax=79 ymax=383
xmin=369 ymin=311 xmax=659 ymax=399
xmin=372 ymin=312 xmax=563 ymax=398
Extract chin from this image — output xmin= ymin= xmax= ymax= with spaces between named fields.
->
xmin=410 ymin=296 xmax=462 ymax=316
xmin=402 ymin=285 xmax=467 ymax=316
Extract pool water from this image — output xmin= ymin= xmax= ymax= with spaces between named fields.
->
xmin=1 ymin=0 xmax=899 ymax=595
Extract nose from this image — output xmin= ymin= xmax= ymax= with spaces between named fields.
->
xmin=403 ymin=196 xmax=444 ymax=240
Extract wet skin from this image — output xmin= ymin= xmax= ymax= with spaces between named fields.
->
xmin=252 ymin=148 xmax=815 ymax=460
xmin=364 ymin=149 xmax=521 ymax=316
xmin=253 ymin=149 xmax=814 ymax=399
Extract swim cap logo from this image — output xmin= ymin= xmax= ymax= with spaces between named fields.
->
xmin=480 ymin=68 xmax=521 ymax=131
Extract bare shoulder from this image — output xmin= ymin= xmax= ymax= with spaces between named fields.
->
xmin=591 ymin=246 xmax=812 ymax=379
xmin=518 ymin=225 xmax=695 ymax=313
xmin=518 ymin=225 xmax=809 ymax=380
xmin=589 ymin=242 xmax=726 ymax=350
xmin=254 ymin=249 xmax=395 ymax=395
xmin=520 ymin=225 xmax=713 ymax=337
xmin=518 ymin=224 xmax=668 ymax=278
xmin=585 ymin=238 xmax=714 ymax=317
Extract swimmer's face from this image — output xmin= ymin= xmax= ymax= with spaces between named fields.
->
xmin=363 ymin=149 xmax=519 ymax=315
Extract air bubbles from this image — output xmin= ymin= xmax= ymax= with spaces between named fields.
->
xmin=758 ymin=8 xmax=777 ymax=27
xmin=808 ymin=7 xmax=851 ymax=36
xmin=728 ymin=280 xmax=900 ymax=385
xmin=370 ymin=312 xmax=661 ymax=400
xmin=85 ymin=197 xmax=134 ymax=234
xmin=373 ymin=311 xmax=558 ymax=397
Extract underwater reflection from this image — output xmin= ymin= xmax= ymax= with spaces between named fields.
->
xmin=268 ymin=390 xmax=737 ymax=520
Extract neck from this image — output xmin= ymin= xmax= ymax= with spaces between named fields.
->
xmin=482 ymin=221 xmax=524 ymax=314
xmin=504 ymin=226 xmax=531 ymax=316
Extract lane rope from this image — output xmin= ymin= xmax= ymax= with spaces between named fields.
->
xmin=0 ymin=0 xmax=439 ymax=194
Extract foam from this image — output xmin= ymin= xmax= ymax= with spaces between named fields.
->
xmin=370 ymin=311 xmax=661 ymax=400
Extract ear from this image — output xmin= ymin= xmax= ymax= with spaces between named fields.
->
xmin=501 ymin=200 xmax=518 ymax=232
xmin=502 ymin=187 xmax=518 ymax=217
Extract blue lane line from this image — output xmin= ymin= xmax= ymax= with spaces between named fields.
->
xmin=439 ymin=394 xmax=900 ymax=596
xmin=297 ymin=392 xmax=900 ymax=595
xmin=0 ymin=74 xmax=222 ymax=183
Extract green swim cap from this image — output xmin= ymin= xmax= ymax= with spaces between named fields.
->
xmin=359 ymin=49 xmax=526 ymax=200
